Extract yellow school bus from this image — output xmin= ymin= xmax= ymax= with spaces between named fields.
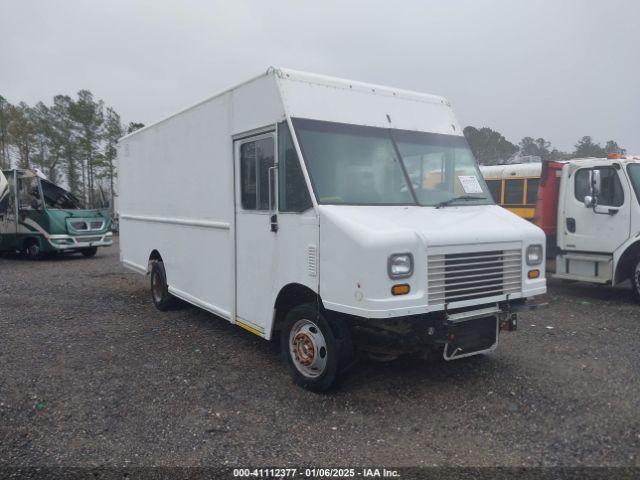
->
xmin=479 ymin=163 xmax=542 ymax=220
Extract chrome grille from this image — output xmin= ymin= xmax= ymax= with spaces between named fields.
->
xmin=428 ymin=249 xmax=522 ymax=305
xmin=71 ymin=221 xmax=88 ymax=230
xmin=67 ymin=218 xmax=105 ymax=232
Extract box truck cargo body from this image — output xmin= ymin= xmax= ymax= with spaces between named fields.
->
xmin=118 ymin=68 xmax=546 ymax=390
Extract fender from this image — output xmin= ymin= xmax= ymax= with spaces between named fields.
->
xmin=613 ymin=233 xmax=640 ymax=285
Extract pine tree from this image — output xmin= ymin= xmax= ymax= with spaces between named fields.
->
xmin=574 ymin=136 xmax=605 ymax=158
xmin=127 ymin=122 xmax=145 ymax=134
xmin=69 ymin=90 xmax=104 ymax=207
xmin=0 ymin=95 xmax=11 ymax=170
xmin=7 ymin=102 xmax=36 ymax=169
xmin=103 ymin=107 xmax=123 ymax=209
xmin=51 ymin=95 xmax=80 ymax=194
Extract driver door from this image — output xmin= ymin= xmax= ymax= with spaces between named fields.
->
xmin=560 ymin=165 xmax=631 ymax=253
xmin=234 ymin=130 xmax=278 ymax=335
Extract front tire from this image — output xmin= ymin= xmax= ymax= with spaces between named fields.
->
xmin=150 ymin=260 xmax=177 ymax=311
xmin=631 ymin=258 xmax=640 ymax=302
xmin=24 ymin=239 xmax=43 ymax=260
xmin=280 ymin=304 xmax=345 ymax=392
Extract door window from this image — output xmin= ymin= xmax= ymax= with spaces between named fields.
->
xmin=240 ymin=136 xmax=275 ymax=211
xmin=18 ymin=175 xmax=42 ymax=210
xmin=278 ymin=122 xmax=312 ymax=212
xmin=575 ymin=167 xmax=624 ymax=207
xmin=628 ymin=164 xmax=640 ymax=203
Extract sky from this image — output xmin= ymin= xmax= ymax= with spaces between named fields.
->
xmin=1 ymin=0 xmax=638 ymax=153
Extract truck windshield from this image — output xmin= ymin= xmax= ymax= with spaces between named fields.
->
xmin=293 ymin=118 xmax=492 ymax=207
xmin=40 ymin=179 xmax=84 ymax=209
xmin=628 ymin=164 xmax=640 ymax=203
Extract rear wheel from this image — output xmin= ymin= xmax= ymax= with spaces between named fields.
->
xmin=631 ymin=258 xmax=640 ymax=302
xmin=150 ymin=260 xmax=177 ymax=311
xmin=81 ymin=247 xmax=98 ymax=258
xmin=280 ymin=304 xmax=350 ymax=392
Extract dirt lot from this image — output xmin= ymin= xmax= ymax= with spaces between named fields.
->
xmin=1 ymin=240 xmax=639 ymax=467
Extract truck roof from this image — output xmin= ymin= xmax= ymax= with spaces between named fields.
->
xmin=119 ymin=67 xmax=456 ymax=142
xmin=479 ymin=162 xmax=542 ymax=179
xmin=276 ymin=67 xmax=448 ymax=105
xmin=557 ymin=156 xmax=640 ymax=168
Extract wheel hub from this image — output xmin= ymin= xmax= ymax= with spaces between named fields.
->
xmin=289 ymin=319 xmax=328 ymax=378
xmin=293 ymin=332 xmax=316 ymax=366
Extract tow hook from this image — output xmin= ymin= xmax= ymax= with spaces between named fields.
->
xmin=499 ymin=313 xmax=518 ymax=332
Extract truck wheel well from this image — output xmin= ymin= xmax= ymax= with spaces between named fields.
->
xmin=22 ymin=236 xmax=40 ymax=250
xmin=272 ymin=283 xmax=321 ymax=337
xmin=615 ymin=241 xmax=640 ymax=284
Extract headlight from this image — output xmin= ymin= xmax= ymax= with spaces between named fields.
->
xmin=388 ymin=253 xmax=413 ymax=279
xmin=526 ymin=244 xmax=543 ymax=266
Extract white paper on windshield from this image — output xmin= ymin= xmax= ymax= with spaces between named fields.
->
xmin=458 ymin=175 xmax=483 ymax=194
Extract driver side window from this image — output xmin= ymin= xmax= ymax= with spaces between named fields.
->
xmin=575 ymin=167 xmax=624 ymax=207
xmin=18 ymin=176 xmax=42 ymax=210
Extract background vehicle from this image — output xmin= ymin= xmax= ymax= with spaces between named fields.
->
xmin=118 ymin=68 xmax=546 ymax=391
xmin=0 ymin=169 xmax=113 ymax=259
xmin=480 ymin=163 xmax=541 ymax=220
xmin=481 ymin=156 xmax=640 ymax=299
xmin=534 ymin=155 xmax=640 ymax=298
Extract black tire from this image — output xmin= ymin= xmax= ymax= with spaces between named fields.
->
xmin=24 ymin=239 xmax=44 ymax=260
xmin=150 ymin=260 xmax=177 ymax=311
xmin=280 ymin=303 xmax=351 ymax=392
xmin=631 ymin=258 xmax=640 ymax=302
xmin=81 ymin=247 xmax=98 ymax=258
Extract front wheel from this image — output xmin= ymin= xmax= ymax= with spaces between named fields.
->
xmin=631 ymin=258 xmax=640 ymax=302
xmin=24 ymin=239 xmax=43 ymax=260
xmin=280 ymin=304 xmax=345 ymax=392
xmin=81 ymin=247 xmax=98 ymax=258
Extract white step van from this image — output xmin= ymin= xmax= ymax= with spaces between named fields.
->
xmin=118 ymin=68 xmax=546 ymax=391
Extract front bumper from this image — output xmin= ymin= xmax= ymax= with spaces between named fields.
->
xmin=47 ymin=231 xmax=113 ymax=250
xmin=331 ymin=297 xmax=540 ymax=359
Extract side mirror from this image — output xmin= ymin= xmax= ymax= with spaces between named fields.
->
xmin=589 ymin=169 xmax=601 ymax=197
xmin=584 ymin=195 xmax=594 ymax=208
xmin=584 ymin=170 xmax=601 ymax=208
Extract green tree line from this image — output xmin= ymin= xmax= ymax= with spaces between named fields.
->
xmin=0 ymin=92 xmax=143 ymax=209
xmin=464 ymin=126 xmax=626 ymax=165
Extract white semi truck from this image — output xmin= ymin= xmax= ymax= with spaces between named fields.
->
xmin=118 ymin=68 xmax=546 ymax=391
xmin=533 ymin=156 xmax=640 ymax=298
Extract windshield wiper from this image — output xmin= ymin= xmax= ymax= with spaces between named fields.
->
xmin=435 ymin=195 xmax=487 ymax=209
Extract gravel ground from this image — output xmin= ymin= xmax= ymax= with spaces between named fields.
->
xmin=1 ymin=240 xmax=639 ymax=467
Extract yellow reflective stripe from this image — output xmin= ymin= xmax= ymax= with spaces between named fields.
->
xmin=236 ymin=320 xmax=263 ymax=337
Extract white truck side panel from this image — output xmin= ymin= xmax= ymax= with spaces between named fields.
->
xmin=119 ymin=74 xmax=286 ymax=321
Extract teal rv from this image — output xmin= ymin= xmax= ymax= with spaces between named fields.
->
xmin=0 ymin=169 xmax=112 ymax=259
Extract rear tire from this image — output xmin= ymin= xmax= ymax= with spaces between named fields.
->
xmin=280 ymin=304 xmax=351 ymax=392
xmin=150 ymin=260 xmax=177 ymax=311
xmin=81 ymin=247 xmax=98 ymax=258
xmin=631 ymin=258 xmax=640 ymax=302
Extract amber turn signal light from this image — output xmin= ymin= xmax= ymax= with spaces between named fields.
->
xmin=528 ymin=269 xmax=540 ymax=279
xmin=391 ymin=284 xmax=410 ymax=295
